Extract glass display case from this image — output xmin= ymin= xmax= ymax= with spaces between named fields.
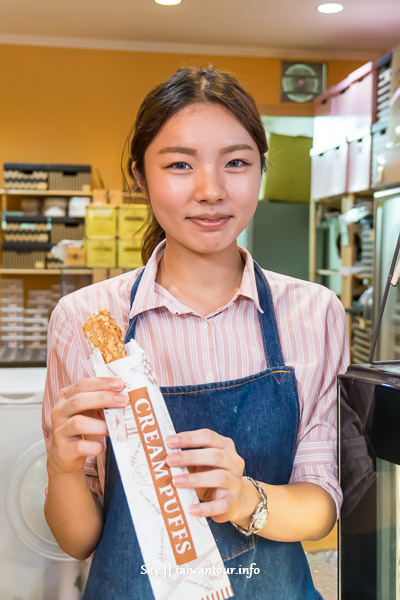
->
xmin=339 ymin=364 xmax=400 ymax=600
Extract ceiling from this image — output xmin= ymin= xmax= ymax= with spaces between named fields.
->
xmin=0 ymin=0 xmax=399 ymax=60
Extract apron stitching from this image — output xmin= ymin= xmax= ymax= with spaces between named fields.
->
xmin=162 ymin=369 xmax=293 ymax=395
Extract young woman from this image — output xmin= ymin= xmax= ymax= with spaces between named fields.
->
xmin=43 ymin=66 xmax=349 ymax=599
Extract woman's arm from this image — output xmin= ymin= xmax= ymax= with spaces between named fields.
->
xmin=166 ymin=429 xmax=337 ymax=543
xmin=233 ymin=478 xmax=337 ymax=542
xmin=44 ymin=377 xmax=129 ymax=559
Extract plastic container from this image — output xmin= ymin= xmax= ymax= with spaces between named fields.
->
xmin=117 ymin=239 xmax=143 ymax=268
xmin=86 ymin=239 xmax=116 ymax=267
xmin=85 ymin=205 xmax=117 ymax=238
xmin=117 ymin=205 xmax=147 ymax=239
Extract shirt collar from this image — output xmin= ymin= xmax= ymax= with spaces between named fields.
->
xmin=129 ymin=240 xmax=263 ymax=320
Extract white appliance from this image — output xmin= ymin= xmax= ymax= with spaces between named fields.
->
xmin=0 ymin=367 xmax=80 ymax=600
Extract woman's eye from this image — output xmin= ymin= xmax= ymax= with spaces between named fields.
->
xmin=168 ymin=162 xmax=191 ymax=170
xmin=226 ymin=159 xmax=248 ymax=168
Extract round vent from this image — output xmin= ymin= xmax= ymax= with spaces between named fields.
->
xmin=281 ymin=62 xmax=325 ymax=103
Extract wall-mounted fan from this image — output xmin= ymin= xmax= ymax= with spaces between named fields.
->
xmin=281 ymin=61 xmax=326 ymax=103
xmin=6 ymin=440 xmax=81 ymax=599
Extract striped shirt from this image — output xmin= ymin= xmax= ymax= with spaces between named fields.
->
xmin=43 ymin=241 xmax=349 ymax=516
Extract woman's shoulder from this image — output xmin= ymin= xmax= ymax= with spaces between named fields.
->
xmin=261 ymin=267 xmax=343 ymax=312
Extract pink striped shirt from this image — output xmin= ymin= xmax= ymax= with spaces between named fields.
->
xmin=43 ymin=241 xmax=349 ymax=516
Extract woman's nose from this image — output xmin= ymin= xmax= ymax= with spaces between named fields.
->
xmin=193 ymin=167 xmax=227 ymax=204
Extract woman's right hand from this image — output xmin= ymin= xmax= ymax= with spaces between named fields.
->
xmin=47 ymin=377 xmax=129 ymax=477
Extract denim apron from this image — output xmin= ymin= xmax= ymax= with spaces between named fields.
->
xmin=84 ymin=262 xmax=322 ymax=599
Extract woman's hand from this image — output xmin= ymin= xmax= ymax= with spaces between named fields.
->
xmin=165 ymin=428 xmax=245 ymax=523
xmin=47 ymin=377 xmax=129 ymax=477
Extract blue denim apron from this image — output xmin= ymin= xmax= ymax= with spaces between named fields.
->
xmin=84 ymin=262 xmax=322 ymax=599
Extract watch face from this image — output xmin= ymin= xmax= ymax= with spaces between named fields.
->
xmin=253 ymin=508 xmax=268 ymax=531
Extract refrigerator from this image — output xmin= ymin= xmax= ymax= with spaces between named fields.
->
xmin=339 ymin=192 xmax=400 ymax=599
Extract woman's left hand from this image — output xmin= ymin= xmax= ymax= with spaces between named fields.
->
xmin=165 ymin=428 xmax=245 ymax=523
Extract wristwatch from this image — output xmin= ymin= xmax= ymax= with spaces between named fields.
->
xmin=231 ymin=476 xmax=269 ymax=536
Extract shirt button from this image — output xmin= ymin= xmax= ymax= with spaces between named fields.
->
xmin=200 ymin=320 xmax=208 ymax=329
xmin=206 ymin=373 xmax=214 ymax=382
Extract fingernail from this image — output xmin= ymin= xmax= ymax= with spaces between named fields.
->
xmin=189 ymin=505 xmax=200 ymax=515
xmin=166 ymin=453 xmax=180 ymax=466
xmin=115 ymin=394 xmax=129 ymax=404
xmin=172 ymin=475 xmax=185 ymax=486
xmin=167 ymin=435 xmax=179 ymax=447
xmin=109 ymin=380 xmax=124 ymax=391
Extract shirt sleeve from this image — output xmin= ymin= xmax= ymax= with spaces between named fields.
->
xmin=289 ymin=292 xmax=350 ymax=518
xmin=42 ymin=300 xmax=104 ymax=502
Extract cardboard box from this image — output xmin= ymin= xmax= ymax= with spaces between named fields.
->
xmin=65 ymin=247 xmax=86 ymax=267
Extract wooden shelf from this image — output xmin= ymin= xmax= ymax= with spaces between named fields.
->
xmin=316 ymin=269 xmax=340 ymax=276
xmin=0 ymin=268 xmax=92 ymax=275
xmin=0 ymin=189 xmax=93 ymax=197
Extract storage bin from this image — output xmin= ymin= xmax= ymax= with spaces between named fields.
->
xmin=1 ymin=242 xmax=52 ymax=269
xmin=50 ymin=217 xmax=85 ymax=243
xmin=48 ymin=164 xmax=91 ymax=191
xmin=118 ymin=205 xmax=148 ymax=239
xmin=3 ymin=163 xmax=48 ymax=191
xmin=371 ymin=123 xmax=388 ymax=187
xmin=313 ymin=92 xmax=334 ymax=151
xmin=85 ymin=205 xmax=117 ymax=238
xmin=310 ymin=142 xmax=348 ymax=200
xmin=3 ymin=215 xmax=50 ymax=243
xmin=347 ymin=130 xmax=372 ymax=193
xmin=117 ymin=239 xmax=143 ymax=268
xmin=43 ymin=197 xmax=68 ymax=217
xmin=86 ymin=239 xmax=116 ymax=268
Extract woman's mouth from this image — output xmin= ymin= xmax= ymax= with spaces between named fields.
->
xmin=187 ymin=214 xmax=231 ymax=229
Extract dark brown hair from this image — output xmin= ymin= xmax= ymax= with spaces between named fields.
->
xmin=126 ymin=66 xmax=268 ymax=264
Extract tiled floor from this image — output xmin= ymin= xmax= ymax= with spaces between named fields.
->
xmin=307 ymin=550 xmax=338 ymax=600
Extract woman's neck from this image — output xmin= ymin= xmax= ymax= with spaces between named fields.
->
xmin=155 ymin=241 xmax=245 ymax=316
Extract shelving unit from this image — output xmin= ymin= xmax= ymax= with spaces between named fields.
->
xmin=309 ymin=190 xmax=374 ymax=342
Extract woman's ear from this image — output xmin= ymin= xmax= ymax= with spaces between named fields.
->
xmin=131 ymin=162 xmax=148 ymax=198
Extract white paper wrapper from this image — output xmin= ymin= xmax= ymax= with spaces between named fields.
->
xmin=90 ymin=339 xmax=234 ymax=600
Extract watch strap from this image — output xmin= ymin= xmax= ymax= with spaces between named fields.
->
xmin=231 ymin=476 xmax=269 ymax=536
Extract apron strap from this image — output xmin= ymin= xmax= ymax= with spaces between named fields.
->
xmin=253 ymin=261 xmax=285 ymax=368
xmin=124 ymin=268 xmax=145 ymax=343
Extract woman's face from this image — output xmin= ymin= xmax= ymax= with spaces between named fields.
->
xmin=140 ymin=102 xmax=262 ymax=256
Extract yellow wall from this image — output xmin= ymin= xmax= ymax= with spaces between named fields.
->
xmin=0 ymin=44 xmax=367 ymax=189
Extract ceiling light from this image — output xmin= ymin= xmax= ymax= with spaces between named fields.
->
xmin=317 ymin=3 xmax=344 ymax=14
xmin=154 ymin=0 xmax=181 ymax=5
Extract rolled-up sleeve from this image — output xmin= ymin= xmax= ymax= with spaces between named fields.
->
xmin=288 ymin=293 xmax=350 ymax=518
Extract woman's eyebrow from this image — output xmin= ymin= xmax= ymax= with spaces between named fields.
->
xmin=158 ymin=143 xmax=255 ymax=156
xmin=220 ymin=144 xmax=255 ymax=154
xmin=158 ymin=146 xmax=196 ymax=155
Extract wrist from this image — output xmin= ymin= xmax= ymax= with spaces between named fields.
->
xmin=231 ymin=476 xmax=269 ymax=535
xmin=232 ymin=476 xmax=260 ymax=525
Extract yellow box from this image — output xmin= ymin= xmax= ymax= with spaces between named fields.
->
xmin=118 ymin=239 xmax=143 ymax=268
xmin=85 ymin=205 xmax=117 ymax=238
xmin=86 ymin=239 xmax=116 ymax=268
xmin=118 ymin=204 xmax=148 ymax=239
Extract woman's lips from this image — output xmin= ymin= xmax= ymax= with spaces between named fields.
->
xmin=187 ymin=215 xmax=231 ymax=229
